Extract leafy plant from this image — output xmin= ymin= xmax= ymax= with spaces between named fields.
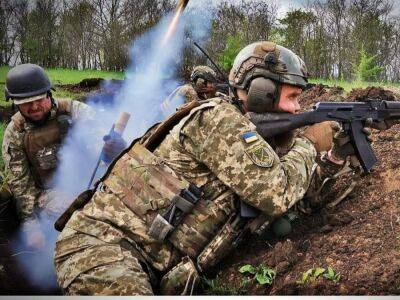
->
xmin=297 ymin=266 xmax=341 ymax=285
xmin=323 ymin=266 xmax=341 ymax=283
xmin=239 ymin=264 xmax=276 ymax=286
xmin=296 ymin=267 xmax=325 ymax=285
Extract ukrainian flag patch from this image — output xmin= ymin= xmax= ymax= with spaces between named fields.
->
xmin=242 ymin=131 xmax=259 ymax=143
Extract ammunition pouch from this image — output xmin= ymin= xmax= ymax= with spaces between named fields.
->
xmin=197 ymin=214 xmax=247 ymax=272
xmin=160 ymin=256 xmax=199 ymax=295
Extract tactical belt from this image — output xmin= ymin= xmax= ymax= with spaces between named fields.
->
xmin=148 ymin=183 xmax=202 ymax=242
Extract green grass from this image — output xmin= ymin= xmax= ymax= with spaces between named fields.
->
xmin=310 ymin=78 xmax=400 ymax=92
xmin=0 ymin=66 xmax=124 ymax=85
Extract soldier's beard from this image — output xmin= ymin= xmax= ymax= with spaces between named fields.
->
xmin=20 ymin=110 xmax=51 ymax=126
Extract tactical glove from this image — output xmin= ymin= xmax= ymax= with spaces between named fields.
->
xmin=301 ymin=121 xmax=339 ymax=152
xmin=102 ymin=133 xmax=127 ymax=163
xmin=330 ymin=126 xmax=373 ymax=167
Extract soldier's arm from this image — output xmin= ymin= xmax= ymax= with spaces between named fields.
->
xmin=181 ymin=84 xmax=201 ymax=103
xmin=2 ymin=123 xmax=43 ymax=222
xmin=181 ymin=103 xmax=317 ymax=217
xmin=301 ymin=152 xmax=347 ymax=210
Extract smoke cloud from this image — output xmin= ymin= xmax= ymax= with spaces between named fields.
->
xmin=10 ymin=2 xmax=213 ymax=292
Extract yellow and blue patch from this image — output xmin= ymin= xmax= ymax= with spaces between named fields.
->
xmin=242 ymin=131 xmax=259 ymax=144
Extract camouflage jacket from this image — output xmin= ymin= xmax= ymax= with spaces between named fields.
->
xmin=2 ymin=99 xmax=92 ymax=224
xmin=154 ymin=99 xmax=318 ymax=216
xmin=61 ymin=98 xmax=327 ymax=274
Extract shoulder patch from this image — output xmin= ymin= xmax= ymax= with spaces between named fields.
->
xmin=245 ymin=141 xmax=274 ymax=168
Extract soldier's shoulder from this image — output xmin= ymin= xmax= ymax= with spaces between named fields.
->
xmin=8 ymin=112 xmax=26 ymax=133
xmin=3 ymin=115 xmax=24 ymax=147
xmin=199 ymin=96 xmax=239 ymax=115
xmin=56 ymin=98 xmax=75 ymax=114
xmin=178 ymin=84 xmax=197 ymax=96
xmin=183 ymin=97 xmax=241 ymax=128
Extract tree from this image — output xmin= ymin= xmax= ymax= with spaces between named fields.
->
xmin=218 ymin=34 xmax=245 ymax=72
xmin=354 ymin=45 xmax=384 ymax=81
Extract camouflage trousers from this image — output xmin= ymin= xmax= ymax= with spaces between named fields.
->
xmin=54 ymin=228 xmax=154 ymax=295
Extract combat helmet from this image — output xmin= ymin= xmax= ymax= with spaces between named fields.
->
xmin=5 ymin=64 xmax=53 ymax=105
xmin=229 ymin=41 xmax=309 ymax=113
xmin=190 ymin=66 xmax=217 ymax=84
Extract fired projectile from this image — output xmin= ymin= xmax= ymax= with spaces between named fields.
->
xmin=178 ymin=0 xmax=189 ymax=10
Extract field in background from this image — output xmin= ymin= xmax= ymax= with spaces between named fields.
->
xmin=1 ymin=66 xmax=400 ymax=169
xmin=309 ymin=78 xmax=400 ymax=91
xmin=0 ymin=66 xmax=124 ymax=105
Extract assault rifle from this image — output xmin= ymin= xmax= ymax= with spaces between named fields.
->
xmin=249 ymin=99 xmax=400 ymax=173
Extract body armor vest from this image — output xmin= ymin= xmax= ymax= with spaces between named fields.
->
xmin=12 ymin=99 xmax=72 ymax=188
xmin=56 ymin=98 xmax=269 ymax=278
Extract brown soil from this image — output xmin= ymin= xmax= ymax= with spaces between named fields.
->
xmin=57 ymin=78 xmax=120 ymax=93
xmin=215 ymin=86 xmax=400 ymax=295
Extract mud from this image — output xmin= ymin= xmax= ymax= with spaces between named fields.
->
xmin=214 ymin=86 xmax=400 ymax=295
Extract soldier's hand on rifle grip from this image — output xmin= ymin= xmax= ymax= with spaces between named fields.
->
xmin=301 ymin=121 xmax=339 ymax=152
xmin=329 ymin=126 xmax=373 ymax=167
xmin=102 ymin=133 xmax=127 ymax=163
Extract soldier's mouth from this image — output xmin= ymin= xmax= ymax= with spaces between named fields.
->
xmin=28 ymin=110 xmax=44 ymax=119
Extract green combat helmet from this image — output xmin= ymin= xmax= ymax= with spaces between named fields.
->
xmin=5 ymin=63 xmax=53 ymax=105
xmin=229 ymin=41 xmax=309 ymax=113
xmin=190 ymin=65 xmax=217 ymax=90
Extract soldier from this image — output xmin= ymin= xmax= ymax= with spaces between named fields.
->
xmin=53 ymin=42 xmax=356 ymax=295
xmin=167 ymin=65 xmax=218 ymax=104
xmin=2 ymin=63 xmax=125 ymax=248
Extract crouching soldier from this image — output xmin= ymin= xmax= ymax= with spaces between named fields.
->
xmin=2 ymin=64 xmax=125 ymax=248
xmin=53 ymin=42 xmax=360 ymax=295
xmin=166 ymin=65 xmax=218 ymax=105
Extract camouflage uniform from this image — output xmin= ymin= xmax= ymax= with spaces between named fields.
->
xmin=2 ymin=99 xmax=92 ymax=226
xmin=164 ymin=66 xmax=218 ymax=105
xmin=54 ymin=98 xmax=325 ymax=295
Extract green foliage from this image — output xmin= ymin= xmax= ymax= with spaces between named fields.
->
xmin=239 ymin=263 xmax=276 ymax=286
xmin=354 ymin=46 xmax=385 ymax=82
xmin=296 ymin=267 xmax=325 ymax=285
xmin=323 ymin=266 xmax=341 ymax=283
xmin=297 ymin=266 xmax=341 ymax=285
xmin=218 ymin=35 xmax=246 ymax=72
xmin=308 ymin=78 xmax=400 ymax=92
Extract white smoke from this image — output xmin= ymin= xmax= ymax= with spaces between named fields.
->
xmin=10 ymin=2 xmax=213 ymax=292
